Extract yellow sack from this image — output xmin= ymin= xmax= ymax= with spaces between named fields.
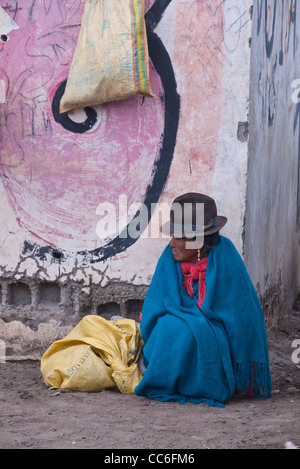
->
xmin=40 ymin=315 xmax=143 ymax=394
xmin=60 ymin=0 xmax=155 ymax=113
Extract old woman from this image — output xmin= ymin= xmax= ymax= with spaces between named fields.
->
xmin=135 ymin=193 xmax=272 ymax=407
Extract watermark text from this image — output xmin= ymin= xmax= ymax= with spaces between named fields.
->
xmin=96 ymin=196 xmax=204 ymax=249
xmin=291 ymin=339 xmax=300 ymax=364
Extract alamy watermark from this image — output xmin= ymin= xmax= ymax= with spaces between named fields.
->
xmin=95 ymin=196 xmax=204 ymax=249
xmin=291 ymin=339 xmax=300 ymax=364
xmin=0 ymin=339 xmax=6 ymax=363
xmin=292 ymin=79 xmax=300 ymax=104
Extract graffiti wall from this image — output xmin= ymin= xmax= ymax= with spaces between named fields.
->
xmin=0 ymin=0 xmax=252 ymax=357
xmin=244 ymin=0 xmax=300 ymax=321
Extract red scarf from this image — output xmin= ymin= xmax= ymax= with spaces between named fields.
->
xmin=181 ymin=257 xmax=208 ymax=309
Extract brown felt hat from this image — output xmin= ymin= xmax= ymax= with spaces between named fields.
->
xmin=160 ymin=192 xmax=227 ymax=238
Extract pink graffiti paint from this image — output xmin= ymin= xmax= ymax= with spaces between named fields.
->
xmin=173 ymin=0 xmax=225 ymax=189
xmin=0 ymin=0 xmax=164 ymax=252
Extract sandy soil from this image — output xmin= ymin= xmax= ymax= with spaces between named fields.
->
xmin=0 ymin=311 xmax=300 ymax=450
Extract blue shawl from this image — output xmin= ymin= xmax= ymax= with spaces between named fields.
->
xmin=135 ymin=236 xmax=272 ymax=407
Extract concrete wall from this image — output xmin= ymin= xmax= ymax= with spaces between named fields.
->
xmin=0 ymin=0 xmax=252 ymax=358
xmin=244 ymin=0 xmax=300 ymax=323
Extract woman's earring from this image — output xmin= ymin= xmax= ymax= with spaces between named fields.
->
xmin=197 ymin=249 xmax=201 ymax=261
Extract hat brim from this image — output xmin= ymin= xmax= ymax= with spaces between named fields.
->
xmin=160 ymin=216 xmax=228 ymax=238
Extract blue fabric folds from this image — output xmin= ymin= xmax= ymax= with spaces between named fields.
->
xmin=135 ymin=236 xmax=272 ymax=407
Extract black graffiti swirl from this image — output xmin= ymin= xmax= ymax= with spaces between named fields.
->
xmin=52 ymin=80 xmax=97 ymax=133
xmin=23 ymin=0 xmax=180 ymax=263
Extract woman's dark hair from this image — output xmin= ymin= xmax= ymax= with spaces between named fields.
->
xmin=202 ymin=231 xmax=220 ymax=256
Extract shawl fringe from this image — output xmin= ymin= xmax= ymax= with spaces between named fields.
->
xmin=234 ymin=361 xmax=272 ymax=398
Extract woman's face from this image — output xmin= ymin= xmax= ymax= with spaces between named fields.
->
xmin=170 ymin=237 xmax=198 ymax=262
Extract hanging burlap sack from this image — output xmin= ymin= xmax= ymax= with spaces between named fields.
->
xmin=59 ymin=0 xmax=155 ymax=113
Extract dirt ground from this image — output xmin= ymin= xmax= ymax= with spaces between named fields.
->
xmin=0 ymin=310 xmax=300 ymax=451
